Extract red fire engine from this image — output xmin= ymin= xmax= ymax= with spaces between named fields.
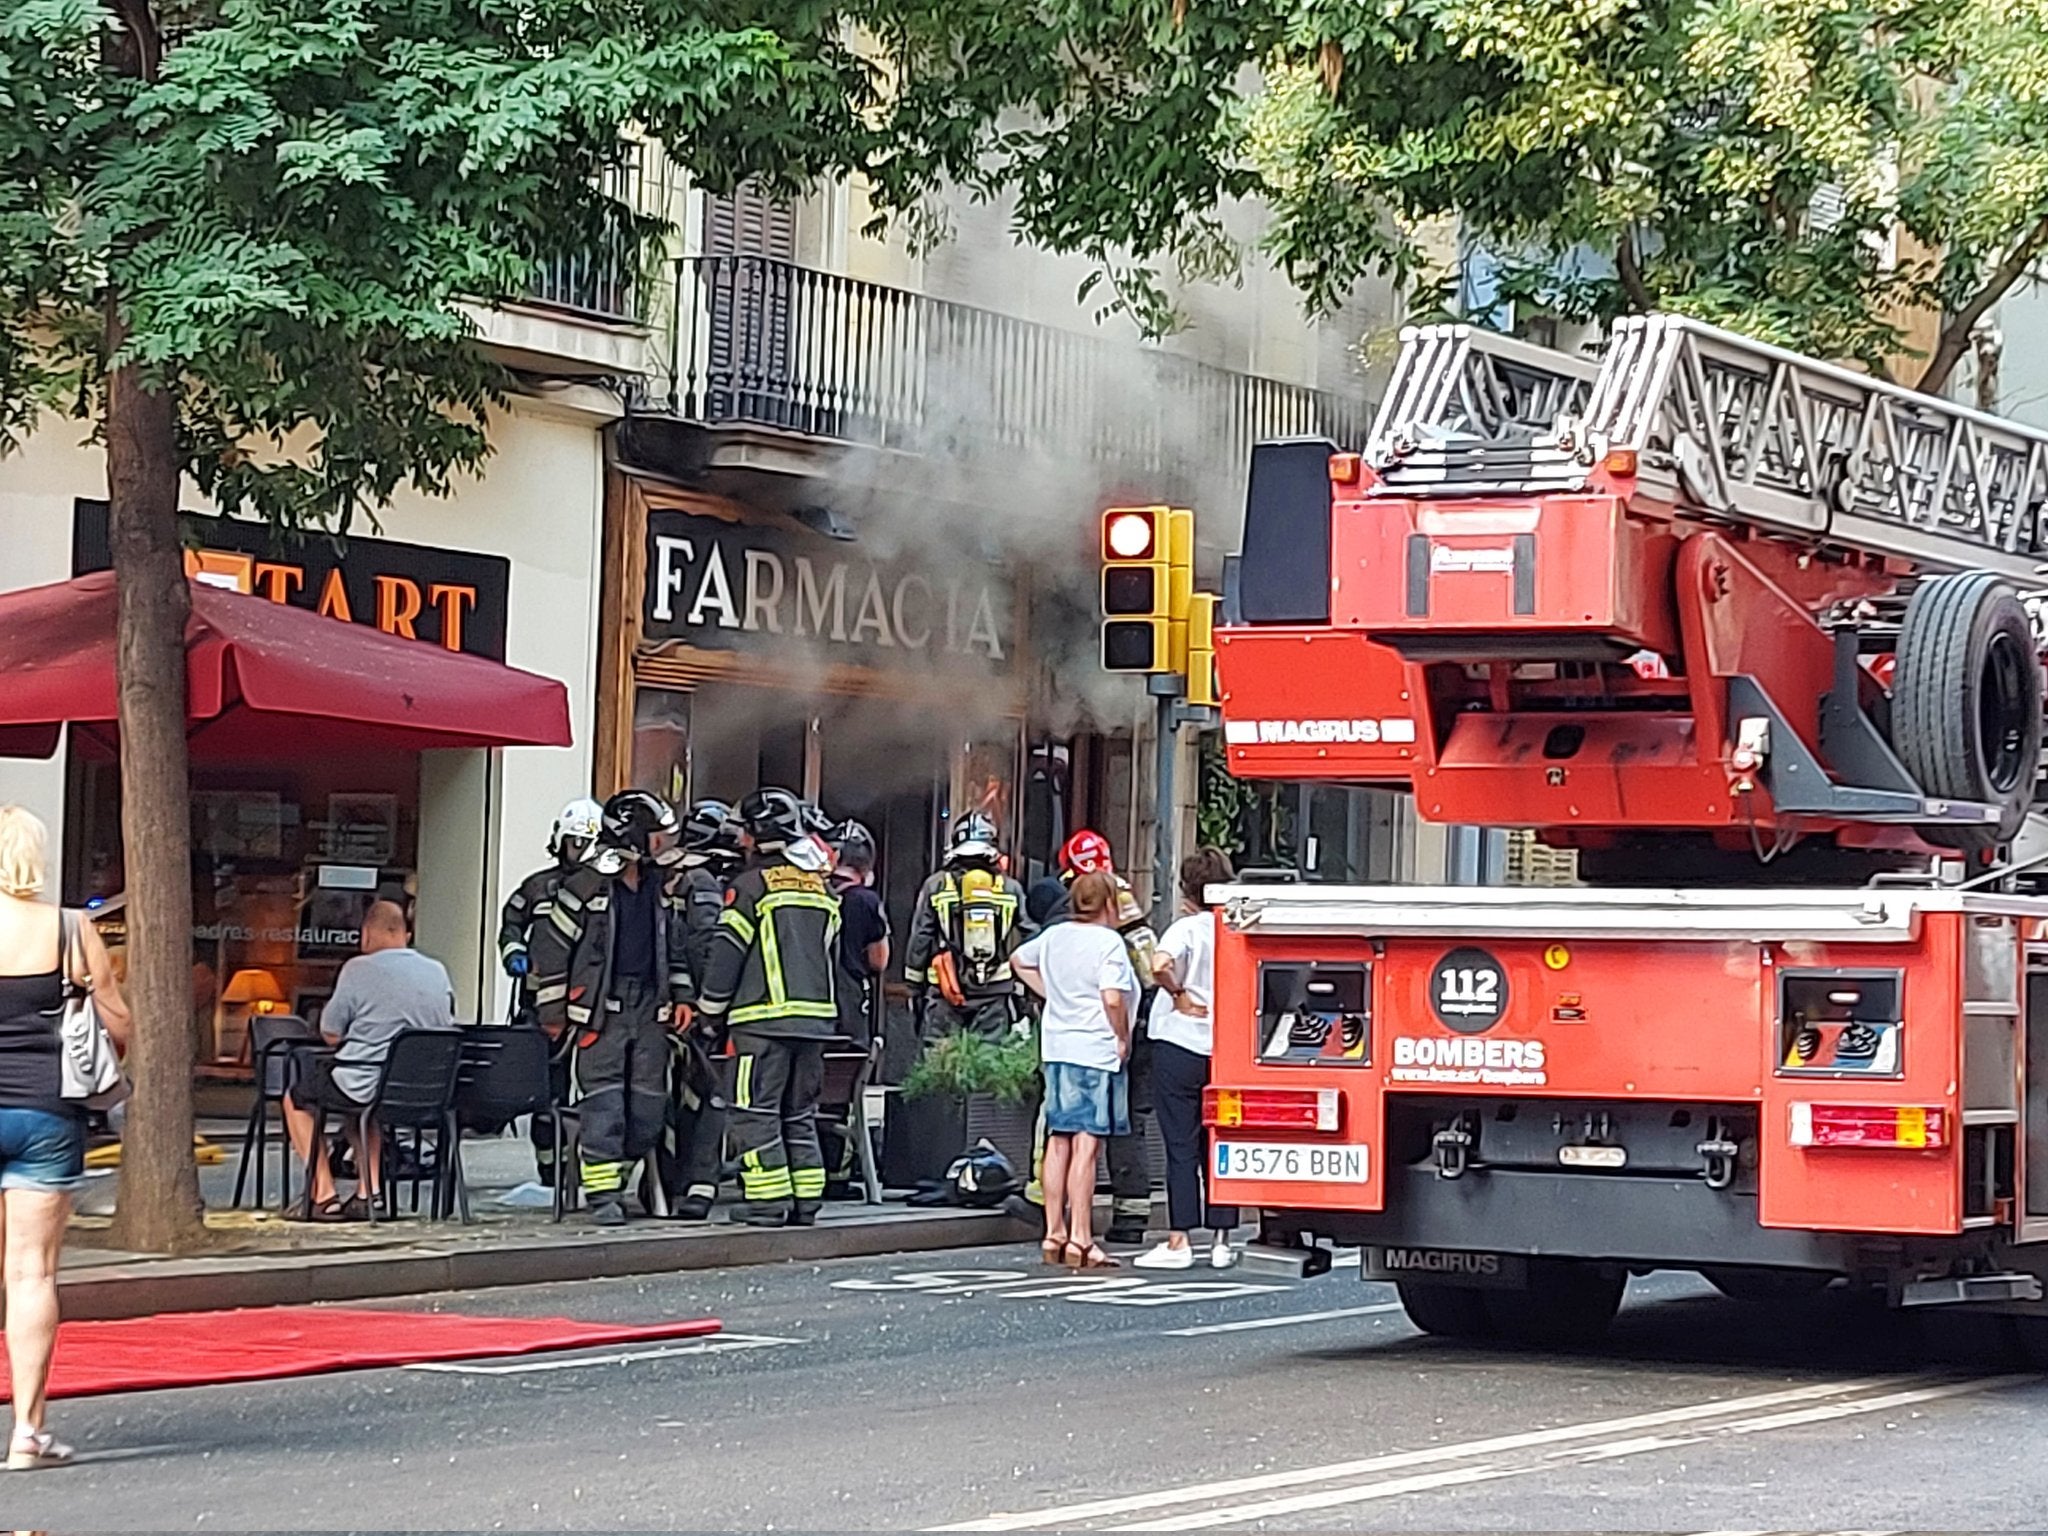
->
xmin=1206 ymin=315 xmax=2048 ymax=1351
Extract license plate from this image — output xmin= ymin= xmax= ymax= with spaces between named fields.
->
xmin=1213 ymin=1141 xmax=1369 ymax=1183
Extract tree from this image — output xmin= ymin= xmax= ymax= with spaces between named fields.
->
xmin=1215 ymin=0 xmax=2048 ymax=391
xmin=0 ymin=0 xmax=1052 ymax=1251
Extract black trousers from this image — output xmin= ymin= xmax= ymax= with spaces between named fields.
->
xmin=1105 ymin=1023 xmax=1155 ymax=1226
xmin=730 ymin=1033 xmax=826 ymax=1215
xmin=1152 ymin=1038 xmax=1239 ymax=1234
xmin=574 ymin=978 xmax=669 ymax=1197
xmin=924 ymin=993 xmax=1017 ymax=1041
xmin=662 ymin=1041 xmax=729 ymax=1206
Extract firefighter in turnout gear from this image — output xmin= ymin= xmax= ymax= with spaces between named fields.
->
xmin=659 ymin=798 xmax=746 ymax=1220
xmin=499 ymin=798 xmax=602 ymax=1186
xmin=905 ymin=813 xmax=1032 ymax=1042
xmin=1022 ymin=830 xmax=1159 ymax=1243
xmin=530 ymin=790 xmax=696 ymax=1227
xmin=697 ymin=787 xmax=841 ymax=1227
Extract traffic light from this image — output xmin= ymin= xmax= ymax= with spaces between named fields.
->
xmin=1185 ymin=592 xmax=1219 ymax=707
xmin=1100 ymin=505 xmax=1192 ymax=673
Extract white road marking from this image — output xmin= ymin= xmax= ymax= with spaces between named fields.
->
xmin=1163 ymin=1303 xmax=1405 ymax=1336
xmin=404 ymin=1333 xmax=799 ymax=1375
xmin=830 ymin=1267 xmax=1284 ymax=1308
xmin=1111 ymin=1376 xmax=2029 ymax=1531
xmin=928 ymin=1373 xmax=1977 ymax=1531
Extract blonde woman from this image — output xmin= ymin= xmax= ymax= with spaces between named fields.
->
xmin=0 ymin=806 xmax=128 ymax=1470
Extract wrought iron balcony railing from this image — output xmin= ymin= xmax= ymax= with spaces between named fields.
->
xmin=661 ymin=255 xmax=1373 ymax=486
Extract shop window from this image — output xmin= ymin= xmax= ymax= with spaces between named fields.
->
xmin=70 ymin=744 xmax=421 ymax=1075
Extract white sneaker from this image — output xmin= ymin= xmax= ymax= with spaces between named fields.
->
xmin=1133 ymin=1240 xmax=1196 ymax=1271
xmin=1210 ymin=1240 xmax=1237 ymax=1270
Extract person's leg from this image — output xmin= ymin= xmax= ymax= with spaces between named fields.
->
xmin=1198 ymin=1047 xmax=1240 ymax=1241
xmin=783 ymin=1040 xmax=827 ymax=1224
xmin=1039 ymin=1132 xmax=1072 ymax=1248
xmin=622 ymin=997 xmax=671 ymax=1207
xmin=355 ymin=1116 xmax=384 ymax=1200
xmin=1104 ymin=1029 xmax=1153 ymax=1243
xmin=1065 ymin=1131 xmax=1100 ymax=1252
xmin=674 ymin=1051 xmax=729 ymax=1218
xmin=574 ymin=1018 xmax=632 ymax=1217
xmin=280 ymin=1089 xmax=336 ymax=1205
xmin=728 ymin=1035 xmax=795 ymax=1223
xmin=1151 ymin=1040 xmax=1205 ymax=1245
xmin=4 ymin=1188 xmax=67 ymax=1441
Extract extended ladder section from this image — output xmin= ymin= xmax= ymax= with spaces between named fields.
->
xmin=1367 ymin=314 xmax=2048 ymax=582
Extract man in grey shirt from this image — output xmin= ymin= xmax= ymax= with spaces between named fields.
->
xmin=283 ymin=900 xmax=455 ymax=1220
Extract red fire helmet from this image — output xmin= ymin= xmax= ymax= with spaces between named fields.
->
xmin=1059 ymin=829 xmax=1115 ymax=878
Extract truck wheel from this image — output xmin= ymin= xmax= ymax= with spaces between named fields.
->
xmin=1701 ymin=1265 xmax=1833 ymax=1302
xmin=1485 ymin=1259 xmax=1625 ymax=1348
xmin=1891 ymin=571 xmax=2042 ymax=850
xmin=1396 ymin=1280 xmax=1498 ymax=1341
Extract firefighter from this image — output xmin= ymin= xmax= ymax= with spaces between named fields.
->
xmin=660 ymin=798 xmax=745 ymax=1220
xmin=530 ymin=789 xmax=696 ymax=1227
xmin=1021 ymin=829 xmax=1159 ymax=1244
xmin=697 ymin=787 xmax=842 ymax=1227
xmin=498 ymin=797 xmax=602 ymax=1186
xmin=904 ymin=813 xmax=1032 ymax=1042
xmin=829 ymin=820 xmax=890 ymax=1051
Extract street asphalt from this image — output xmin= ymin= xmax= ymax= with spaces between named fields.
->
xmin=9 ymin=1237 xmax=2047 ymax=1531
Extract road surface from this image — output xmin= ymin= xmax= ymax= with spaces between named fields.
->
xmin=11 ymin=1240 xmax=2044 ymax=1529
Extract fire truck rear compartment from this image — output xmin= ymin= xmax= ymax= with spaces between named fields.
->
xmin=1271 ymin=1095 xmax=1867 ymax=1274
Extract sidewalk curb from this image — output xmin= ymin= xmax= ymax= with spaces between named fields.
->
xmin=58 ymin=1209 xmax=1038 ymax=1321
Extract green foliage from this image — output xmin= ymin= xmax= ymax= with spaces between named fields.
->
xmin=902 ymin=1029 xmax=1041 ymax=1105
xmin=1197 ymin=730 xmax=1256 ymax=857
xmin=1224 ymin=0 xmax=2048 ymax=383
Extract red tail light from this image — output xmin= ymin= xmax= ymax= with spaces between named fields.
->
xmin=1789 ymin=1102 xmax=1948 ymax=1150
xmin=1204 ymin=1086 xmax=1342 ymax=1133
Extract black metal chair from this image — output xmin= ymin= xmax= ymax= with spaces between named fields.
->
xmin=232 ymin=1013 xmax=319 ymax=1210
xmin=300 ymin=1029 xmax=465 ymax=1222
xmin=452 ymin=1026 xmax=565 ymax=1222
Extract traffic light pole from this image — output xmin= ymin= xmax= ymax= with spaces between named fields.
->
xmin=1146 ymin=674 xmax=1219 ymax=929
xmin=1148 ymin=675 xmax=1181 ymax=930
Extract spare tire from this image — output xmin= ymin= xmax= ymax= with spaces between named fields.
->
xmin=1891 ymin=571 xmax=2042 ymax=850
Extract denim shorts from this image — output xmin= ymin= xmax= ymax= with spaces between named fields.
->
xmin=1043 ymin=1062 xmax=1130 ymax=1138
xmin=0 ymin=1106 xmax=86 ymax=1195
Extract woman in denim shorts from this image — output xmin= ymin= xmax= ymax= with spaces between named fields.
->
xmin=0 ymin=807 xmax=130 ymax=1470
xmin=1011 ymin=872 xmax=1138 ymax=1270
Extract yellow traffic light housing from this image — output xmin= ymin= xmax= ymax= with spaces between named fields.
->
xmin=1185 ymin=592 xmax=1219 ymax=707
xmin=1100 ymin=505 xmax=1193 ymax=674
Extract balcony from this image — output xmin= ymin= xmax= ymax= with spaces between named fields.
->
xmin=467 ymin=158 xmax=649 ymax=383
xmin=646 ymin=255 xmax=1373 ymax=509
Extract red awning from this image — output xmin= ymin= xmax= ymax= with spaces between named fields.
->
xmin=0 ymin=572 xmax=572 ymax=760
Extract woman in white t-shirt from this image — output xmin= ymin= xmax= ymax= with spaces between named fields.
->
xmin=1134 ymin=848 xmax=1240 ymax=1272
xmin=1011 ymin=872 xmax=1137 ymax=1270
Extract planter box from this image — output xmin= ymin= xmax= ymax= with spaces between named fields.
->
xmin=881 ymin=1089 xmax=1037 ymax=1189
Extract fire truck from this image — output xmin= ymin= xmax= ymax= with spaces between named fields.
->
xmin=1205 ymin=314 xmax=2048 ymax=1353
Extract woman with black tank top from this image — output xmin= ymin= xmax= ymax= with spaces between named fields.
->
xmin=0 ymin=806 xmax=129 ymax=1471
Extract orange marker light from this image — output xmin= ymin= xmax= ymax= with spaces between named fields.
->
xmin=1329 ymin=453 xmax=1362 ymax=485
xmin=1604 ymin=448 xmax=1638 ymax=476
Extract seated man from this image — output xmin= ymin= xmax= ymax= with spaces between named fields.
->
xmin=282 ymin=900 xmax=455 ymax=1220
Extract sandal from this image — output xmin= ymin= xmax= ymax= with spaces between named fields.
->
xmin=8 ymin=1428 xmax=74 ymax=1470
xmin=1064 ymin=1242 xmax=1120 ymax=1271
xmin=1040 ymin=1238 xmax=1068 ymax=1266
xmin=290 ymin=1197 xmax=351 ymax=1224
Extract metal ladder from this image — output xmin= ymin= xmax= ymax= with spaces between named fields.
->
xmin=1367 ymin=314 xmax=2048 ymax=582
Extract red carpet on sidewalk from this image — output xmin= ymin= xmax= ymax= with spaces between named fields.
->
xmin=0 ymin=1308 xmax=722 ymax=1400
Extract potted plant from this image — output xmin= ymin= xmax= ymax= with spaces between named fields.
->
xmin=882 ymin=1030 xmax=1040 ymax=1189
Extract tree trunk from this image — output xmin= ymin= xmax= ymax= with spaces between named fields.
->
xmin=104 ymin=311 xmax=205 ymax=1253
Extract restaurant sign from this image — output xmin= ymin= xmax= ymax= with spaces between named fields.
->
xmin=73 ymin=501 xmax=511 ymax=660
xmin=643 ymin=509 xmax=1011 ymax=670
